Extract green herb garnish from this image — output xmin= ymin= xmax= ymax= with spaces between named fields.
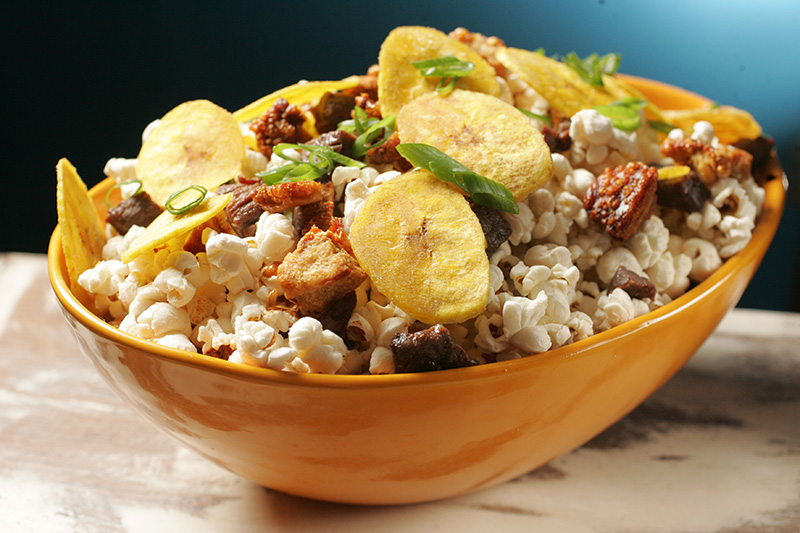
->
xmin=593 ymin=97 xmax=648 ymax=132
xmin=563 ymin=52 xmax=621 ymax=87
xmin=396 ymin=143 xmax=518 ymax=214
xmin=256 ymin=143 xmax=365 ymax=185
xmin=338 ymin=108 xmax=397 ymax=158
xmin=164 ymin=185 xmax=208 ymax=215
xmin=648 ymin=120 xmax=678 ymax=134
xmin=104 ymin=178 xmax=143 ymax=209
xmin=517 ymin=108 xmax=553 ymax=125
xmin=410 ymin=56 xmax=475 ymax=95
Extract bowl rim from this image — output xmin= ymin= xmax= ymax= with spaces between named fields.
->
xmin=48 ymin=77 xmax=788 ymax=390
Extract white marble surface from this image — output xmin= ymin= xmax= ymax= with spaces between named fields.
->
xmin=1 ymin=252 xmax=798 ymax=532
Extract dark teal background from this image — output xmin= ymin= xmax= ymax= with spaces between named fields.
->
xmin=3 ymin=1 xmax=797 ymax=310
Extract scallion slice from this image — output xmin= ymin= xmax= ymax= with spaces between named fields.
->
xmin=563 ymin=52 xmax=621 ymax=87
xmin=164 ymin=185 xmax=208 ymax=215
xmin=104 ymin=178 xmax=143 ymax=209
xmin=256 ymin=143 xmax=365 ymax=185
xmin=593 ymin=97 xmax=648 ymax=132
xmin=396 ymin=143 xmax=519 ymax=214
xmin=517 ymin=108 xmax=553 ymax=125
xmin=410 ymin=55 xmax=475 ymax=95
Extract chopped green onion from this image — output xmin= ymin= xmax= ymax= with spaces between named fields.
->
xmin=164 ymin=185 xmax=208 ymax=215
xmin=256 ymin=143 xmax=365 ymax=185
xmin=104 ymin=178 xmax=143 ymax=209
xmin=593 ymin=97 xmax=648 ymax=132
xmin=411 ymin=55 xmax=475 ymax=95
xmin=562 ymin=52 xmax=621 ymax=87
xmin=396 ymin=143 xmax=519 ymax=214
xmin=517 ymin=108 xmax=553 ymax=125
xmin=648 ymin=120 xmax=678 ymax=134
xmin=352 ymin=114 xmax=396 ymax=158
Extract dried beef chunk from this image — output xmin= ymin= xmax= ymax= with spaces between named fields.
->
xmin=733 ymin=136 xmax=783 ymax=185
xmin=217 ymin=182 xmax=265 ymax=237
xmin=106 ymin=191 xmax=163 ymax=235
xmin=277 ymin=220 xmax=367 ymax=315
xmin=293 ymin=182 xmax=335 ymax=235
xmin=471 ymin=203 xmax=511 ymax=256
xmin=656 ymin=169 xmax=710 ymax=213
xmin=313 ymin=290 xmax=357 ymax=340
xmin=312 ymin=91 xmax=357 ymax=133
xmin=391 ymin=325 xmax=478 ymax=374
xmin=305 ymin=129 xmax=356 ymax=158
xmin=542 ymin=119 xmax=571 ymax=153
xmin=250 ymin=97 xmax=310 ymax=157
xmin=355 ymin=92 xmax=381 ymax=119
xmin=660 ymin=136 xmax=752 ymax=186
xmin=584 ymin=161 xmax=658 ymax=241
xmin=253 ymin=180 xmax=325 ymax=213
xmin=366 ymin=132 xmax=413 ymax=172
xmin=607 ymin=265 xmax=656 ymax=300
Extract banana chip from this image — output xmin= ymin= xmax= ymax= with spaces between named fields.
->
xmin=56 ymin=158 xmax=106 ymax=306
xmin=397 ymin=89 xmax=553 ymax=200
xmin=496 ymin=47 xmax=662 ymax=120
xmin=378 ymin=26 xmax=500 ymax=118
xmin=661 ymin=105 xmax=762 ymax=144
xmin=137 ymin=100 xmax=244 ymax=206
xmin=122 ymin=193 xmax=231 ymax=263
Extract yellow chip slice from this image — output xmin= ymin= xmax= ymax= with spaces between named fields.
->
xmin=122 ymin=193 xmax=231 ymax=263
xmin=661 ymin=105 xmax=762 ymax=144
xmin=397 ymin=89 xmax=553 ymax=201
xmin=56 ymin=158 xmax=106 ymax=306
xmin=378 ymin=26 xmax=501 ymax=118
xmin=137 ymin=100 xmax=244 ymax=206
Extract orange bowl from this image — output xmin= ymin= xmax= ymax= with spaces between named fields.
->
xmin=48 ymin=77 xmax=786 ymax=505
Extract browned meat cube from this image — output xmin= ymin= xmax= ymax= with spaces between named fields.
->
xmin=216 ymin=182 xmax=265 ymax=237
xmin=584 ymin=161 xmax=658 ymax=241
xmin=293 ymin=182 xmax=335 ymax=236
xmin=253 ymin=180 xmax=325 ymax=214
xmin=391 ymin=324 xmax=477 ymax=373
xmin=660 ymin=136 xmax=752 ymax=185
xmin=607 ymin=265 xmax=656 ymax=300
xmin=250 ymin=98 xmax=310 ymax=157
xmin=106 ymin=191 xmax=163 ymax=235
xmin=277 ymin=221 xmax=367 ymax=315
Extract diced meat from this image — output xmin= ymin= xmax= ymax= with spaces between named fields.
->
xmin=305 ymin=129 xmax=356 ymax=157
xmin=607 ymin=265 xmax=656 ymax=300
xmin=542 ymin=119 xmax=572 ymax=153
xmin=366 ymin=131 xmax=413 ymax=171
xmin=733 ymin=136 xmax=782 ymax=185
xmin=314 ymin=290 xmax=357 ymax=340
xmin=660 ymin=136 xmax=752 ymax=185
xmin=277 ymin=220 xmax=367 ymax=314
xmin=106 ymin=191 xmax=163 ymax=235
xmin=253 ymin=180 xmax=325 ymax=213
xmin=311 ymin=91 xmax=357 ymax=133
xmin=471 ymin=203 xmax=511 ymax=256
xmin=293 ymin=182 xmax=335 ymax=235
xmin=391 ymin=324 xmax=477 ymax=373
xmin=355 ymin=92 xmax=381 ymax=119
xmin=216 ymin=182 xmax=265 ymax=237
xmin=250 ymin=98 xmax=310 ymax=157
xmin=584 ymin=161 xmax=658 ymax=241
xmin=656 ymin=168 xmax=710 ymax=213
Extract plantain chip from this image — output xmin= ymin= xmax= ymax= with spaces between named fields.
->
xmin=378 ymin=26 xmax=500 ymax=118
xmin=56 ymin=158 xmax=106 ymax=307
xmin=661 ymin=105 xmax=762 ymax=144
xmin=496 ymin=47 xmax=663 ymax=120
xmin=137 ymin=100 xmax=244 ymax=206
xmin=122 ymin=193 xmax=231 ymax=263
xmin=397 ymin=89 xmax=553 ymax=201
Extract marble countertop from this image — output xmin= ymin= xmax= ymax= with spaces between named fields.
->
xmin=1 ymin=252 xmax=798 ymax=532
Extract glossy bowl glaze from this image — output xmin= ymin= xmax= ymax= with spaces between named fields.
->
xmin=49 ymin=77 xmax=786 ymax=505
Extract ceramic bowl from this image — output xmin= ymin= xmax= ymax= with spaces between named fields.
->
xmin=48 ymin=77 xmax=786 ymax=505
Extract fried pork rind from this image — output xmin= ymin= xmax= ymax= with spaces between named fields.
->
xmin=496 ymin=46 xmax=662 ymax=120
xmin=56 ymin=158 xmax=107 ymax=307
xmin=378 ymin=26 xmax=501 ymax=118
xmin=122 ymin=193 xmax=231 ymax=263
xmin=349 ymin=169 xmax=490 ymax=324
xmin=397 ymin=89 xmax=553 ymax=201
xmin=136 ymin=100 xmax=245 ymax=206
xmin=661 ymin=105 xmax=762 ymax=144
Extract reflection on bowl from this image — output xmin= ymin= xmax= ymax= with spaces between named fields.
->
xmin=48 ymin=78 xmax=785 ymax=505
